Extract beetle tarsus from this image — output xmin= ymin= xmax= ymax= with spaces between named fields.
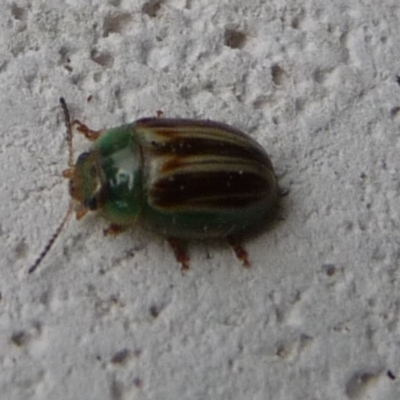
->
xmin=103 ymin=224 xmax=126 ymax=236
xmin=167 ymin=237 xmax=190 ymax=272
xmin=73 ymin=119 xmax=101 ymax=141
xmin=227 ymin=237 xmax=250 ymax=268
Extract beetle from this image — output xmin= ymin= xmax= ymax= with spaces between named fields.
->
xmin=28 ymin=98 xmax=279 ymax=273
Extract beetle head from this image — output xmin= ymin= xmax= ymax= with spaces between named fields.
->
xmin=69 ymin=150 xmax=105 ymax=214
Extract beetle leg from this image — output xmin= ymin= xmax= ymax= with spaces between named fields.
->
xmin=167 ymin=238 xmax=189 ymax=272
xmin=73 ymin=119 xmax=101 ymax=141
xmin=227 ymin=237 xmax=250 ymax=268
xmin=156 ymin=110 xmax=164 ymax=118
xmin=75 ymin=206 xmax=88 ymax=220
xmin=103 ymin=223 xmax=127 ymax=236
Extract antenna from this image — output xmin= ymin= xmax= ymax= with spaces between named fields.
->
xmin=28 ymin=98 xmax=75 ymax=274
xmin=60 ymin=97 xmax=74 ymax=168
xmin=28 ymin=206 xmax=73 ymax=274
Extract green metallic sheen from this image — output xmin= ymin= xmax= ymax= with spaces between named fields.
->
xmin=141 ymin=201 xmax=276 ymax=239
xmin=75 ymin=124 xmax=143 ymax=225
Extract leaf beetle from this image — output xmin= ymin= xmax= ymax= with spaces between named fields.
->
xmin=28 ymin=98 xmax=279 ymax=273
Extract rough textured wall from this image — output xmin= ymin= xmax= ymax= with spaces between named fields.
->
xmin=1 ymin=1 xmax=400 ymax=399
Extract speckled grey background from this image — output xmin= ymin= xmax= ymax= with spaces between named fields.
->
xmin=1 ymin=1 xmax=400 ymax=399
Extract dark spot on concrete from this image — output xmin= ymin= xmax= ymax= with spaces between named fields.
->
xmin=387 ymin=370 xmax=396 ymax=380
xmin=322 ymin=264 xmax=336 ymax=276
xmin=224 ymin=29 xmax=247 ymax=49
xmin=103 ymin=12 xmax=132 ymax=37
xmin=150 ymin=305 xmax=160 ymax=318
xmin=133 ymin=378 xmax=142 ymax=388
xmin=252 ymin=95 xmax=269 ymax=109
xmin=271 ymin=65 xmax=285 ymax=85
xmin=291 ymin=17 xmax=300 ymax=29
xmin=142 ymin=0 xmax=163 ymax=18
xmin=390 ymin=106 xmax=400 ymax=117
xmin=15 ymin=240 xmax=28 ymax=259
xmin=111 ymin=349 xmax=131 ymax=365
xmin=11 ymin=331 xmax=29 ymax=347
xmin=91 ymin=49 xmax=114 ymax=68
xmin=11 ymin=4 xmax=27 ymax=21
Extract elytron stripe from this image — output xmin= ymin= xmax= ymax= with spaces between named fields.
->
xmin=159 ymin=156 xmax=269 ymax=176
xmin=149 ymin=137 xmax=272 ymax=170
xmin=137 ymin=119 xmax=273 ymax=170
xmin=150 ymin=170 xmax=275 ymax=209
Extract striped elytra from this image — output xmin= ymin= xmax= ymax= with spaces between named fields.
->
xmin=28 ymin=99 xmax=279 ymax=273
xmin=137 ymin=119 xmax=276 ymax=212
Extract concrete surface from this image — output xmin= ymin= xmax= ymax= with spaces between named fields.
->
xmin=1 ymin=0 xmax=400 ymax=399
